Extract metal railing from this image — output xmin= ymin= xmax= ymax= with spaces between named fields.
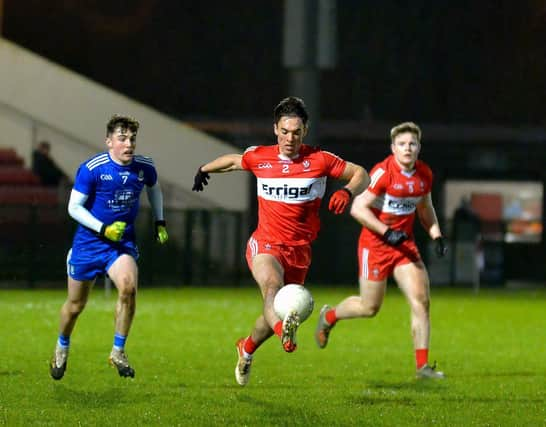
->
xmin=0 ymin=205 xmax=249 ymax=288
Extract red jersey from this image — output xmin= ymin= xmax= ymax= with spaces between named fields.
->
xmin=241 ymin=144 xmax=346 ymax=245
xmin=361 ymin=154 xmax=433 ymax=244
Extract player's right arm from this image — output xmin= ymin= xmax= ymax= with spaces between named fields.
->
xmin=192 ymin=154 xmax=244 ymax=192
xmin=201 ymin=153 xmax=244 ymax=173
xmin=350 ymin=190 xmax=389 ymax=236
xmin=68 ymin=189 xmax=125 ymax=242
xmin=350 ymin=190 xmax=408 ymax=246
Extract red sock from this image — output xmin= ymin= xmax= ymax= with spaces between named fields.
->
xmin=273 ymin=320 xmax=283 ymax=338
xmin=416 ymin=348 xmax=428 ymax=369
xmin=243 ymin=336 xmax=257 ymax=355
xmin=325 ymin=308 xmax=337 ymax=326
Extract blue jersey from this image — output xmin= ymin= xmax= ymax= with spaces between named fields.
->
xmin=71 ymin=152 xmax=157 ymax=249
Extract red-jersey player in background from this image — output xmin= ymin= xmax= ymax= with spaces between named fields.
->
xmin=315 ymin=121 xmax=448 ymax=379
xmin=192 ymin=97 xmax=369 ymax=386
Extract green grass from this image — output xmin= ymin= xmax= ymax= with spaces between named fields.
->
xmin=1 ymin=286 xmax=545 ymax=426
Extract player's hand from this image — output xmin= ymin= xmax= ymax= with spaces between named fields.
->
xmin=383 ymin=228 xmax=408 ymax=246
xmin=101 ymin=221 xmax=126 ymax=242
xmin=328 ymin=188 xmax=352 ymax=215
xmin=434 ymin=236 xmax=448 ymax=258
xmin=155 ymin=220 xmax=169 ymax=244
xmin=192 ymin=166 xmax=210 ymax=192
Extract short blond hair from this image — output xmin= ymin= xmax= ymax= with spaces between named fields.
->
xmin=390 ymin=122 xmax=421 ymax=143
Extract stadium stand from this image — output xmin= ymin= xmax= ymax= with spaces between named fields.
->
xmin=0 ymin=148 xmax=59 ymax=206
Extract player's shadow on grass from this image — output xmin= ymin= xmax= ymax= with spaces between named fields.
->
xmin=235 ymin=394 xmax=322 ymax=424
xmin=0 ymin=370 xmax=24 ymax=377
xmin=364 ymin=379 xmax=446 ymax=393
xmin=440 ymin=396 xmax=545 ymax=404
xmin=51 ymin=384 xmax=149 ymax=408
xmin=458 ymin=370 xmax=540 ymax=378
xmin=349 ymin=380 xmax=446 ymax=406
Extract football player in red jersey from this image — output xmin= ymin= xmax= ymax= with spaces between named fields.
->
xmin=192 ymin=97 xmax=369 ymax=386
xmin=315 ymin=122 xmax=448 ymax=379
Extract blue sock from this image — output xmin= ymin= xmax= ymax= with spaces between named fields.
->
xmin=57 ymin=334 xmax=70 ymax=349
xmin=113 ymin=333 xmax=127 ymax=351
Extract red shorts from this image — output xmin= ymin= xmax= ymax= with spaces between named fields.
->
xmin=246 ymin=234 xmax=312 ymax=285
xmin=358 ymin=239 xmax=421 ymax=281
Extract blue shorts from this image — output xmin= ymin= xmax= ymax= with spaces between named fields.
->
xmin=67 ymin=240 xmax=139 ymax=281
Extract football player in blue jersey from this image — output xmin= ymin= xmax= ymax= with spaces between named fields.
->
xmin=49 ymin=115 xmax=169 ymax=380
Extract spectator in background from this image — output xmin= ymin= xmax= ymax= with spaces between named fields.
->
xmin=452 ymin=196 xmax=481 ymax=239
xmin=32 ymin=141 xmax=70 ymax=186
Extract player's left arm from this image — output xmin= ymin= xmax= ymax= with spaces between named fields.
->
xmin=417 ymin=193 xmax=447 ymax=257
xmin=328 ymin=162 xmax=370 ymax=215
xmin=146 ymin=182 xmax=168 ymax=244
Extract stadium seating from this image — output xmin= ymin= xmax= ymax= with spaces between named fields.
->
xmin=0 ymin=147 xmax=60 ymax=206
xmin=0 ymin=148 xmax=24 ymax=166
xmin=0 ymin=185 xmax=59 ymax=206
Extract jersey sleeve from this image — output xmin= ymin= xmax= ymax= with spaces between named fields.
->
xmin=420 ymin=161 xmax=434 ymax=193
xmin=366 ymin=163 xmax=388 ymax=196
xmin=135 ymin=155 xmax=158 ymax=186
xmin=73 ymin=163 xmax=95 ymax=196
xmin=145 ymin=164 xmax=158 ymax=186
xmin=241 ymin=146 xmax=258 ymax=171
xmin=321 ymin=150 xmax=347 ymax=178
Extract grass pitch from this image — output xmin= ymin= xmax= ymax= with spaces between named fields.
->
xmin=0 ymin=285 xmax=545 ymax=426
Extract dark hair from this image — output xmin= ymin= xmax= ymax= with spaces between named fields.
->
xmin=106 ymin=114 xmax=140 ymax=136
xmin=273 ymin=96 xmax=309 ymax=126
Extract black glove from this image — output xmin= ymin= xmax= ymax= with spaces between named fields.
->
xmin=434 ymin=236 xmax=448 ymax=258
xmin=192 ymin=166 xmax=210 ymax=192
xmin=383 ymin=228 xmax=408 ymax=246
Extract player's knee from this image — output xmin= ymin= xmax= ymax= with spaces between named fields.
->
xmin=359 ymin=299 xmax=381 ymax=317
xmin=118 ymin=285 xmax=136 ymax=301
xmin=365 ymin=303 xmax=382 ymax=317
xmin=67 ymin=300 xmax=86 ymax=316
xmin=413 ymin=294 xmax=430 ymax=314
xmin=116 ymin=275 xmax=137 ymax=297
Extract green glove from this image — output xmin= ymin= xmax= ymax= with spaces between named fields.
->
xmin=155 ymin=220 xmax=168 ymax=244
xmin=100 ymin=221 xmax=126 ymax=242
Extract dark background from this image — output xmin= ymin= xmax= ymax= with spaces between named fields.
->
xmin=3 ymin=1 xmax=546 ymax=285
xmin=4 ymin=0 xmax=546 ymax=125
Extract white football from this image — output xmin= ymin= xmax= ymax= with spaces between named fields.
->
xmin=273 ymin=284 xmax=314 ymax=322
